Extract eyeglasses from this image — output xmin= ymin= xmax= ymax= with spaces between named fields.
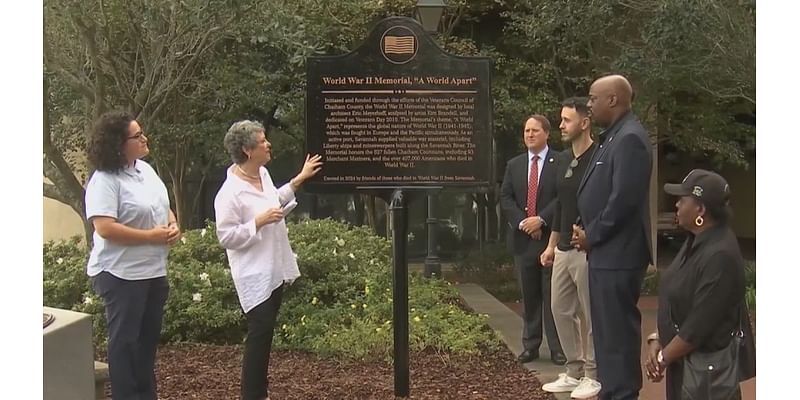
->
xmin=564 ymin=158 xmax=579 ymax=178
xmin=127 ymin=132 xmax=146 ymax=142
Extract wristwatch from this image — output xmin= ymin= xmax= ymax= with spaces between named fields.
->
xmin=519 ymin=216 xmax=546 ymax=230
xmin=657 ymin=350 xmax=665 ymax=366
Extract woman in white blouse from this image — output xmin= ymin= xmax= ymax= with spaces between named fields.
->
xmin=214 ymin=120 xmax=321 ymax=400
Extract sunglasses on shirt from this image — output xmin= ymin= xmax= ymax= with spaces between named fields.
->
xmin=564 ymin=158 xmax=579 ymax=178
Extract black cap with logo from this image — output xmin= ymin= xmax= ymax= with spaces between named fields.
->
xmin=663 ymin=169 xmax=731 ymax=208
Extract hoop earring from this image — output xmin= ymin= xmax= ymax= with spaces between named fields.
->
xmin=694 ymin=216 xmax=704 ymax=227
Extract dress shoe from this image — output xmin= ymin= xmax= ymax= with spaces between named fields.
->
xmin=551 ymin=351 xmax=567 ymax=365
xmin=517 ymin=349 xmax=539 ymax=363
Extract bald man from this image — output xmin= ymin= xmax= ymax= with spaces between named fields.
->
xmin=570 ymin=75 xmax=653 ymax=400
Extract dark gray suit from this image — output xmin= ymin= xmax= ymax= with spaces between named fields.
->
xmin=500 ymin=148 xmax=563 ymax=356
xmin=577 ymin=111 xmax=653 ymax=400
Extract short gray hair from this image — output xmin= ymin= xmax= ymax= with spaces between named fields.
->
xmin=224 ymin=120 xmax=264 ymax=164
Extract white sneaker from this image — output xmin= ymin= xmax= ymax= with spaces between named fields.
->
xmin=570 ymin=377 xmax=601 ymax=399
xmin=542 ymin=373 xmax=580 ymax=393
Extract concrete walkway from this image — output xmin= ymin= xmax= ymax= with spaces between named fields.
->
xmin=457 ymin=283 xmax=568 ymax=400
xmin=457 ymin=283 xmax=756 ymax=400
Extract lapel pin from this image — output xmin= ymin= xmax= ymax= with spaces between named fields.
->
xmin=549 ymin=158 xmax=554 ymax=163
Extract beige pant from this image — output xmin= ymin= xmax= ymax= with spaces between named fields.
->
xmin=551 ymin=247 xmax=596 ymax=379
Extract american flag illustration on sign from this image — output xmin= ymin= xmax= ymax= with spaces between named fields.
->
xmin=383 ymin=35 xmax=415 ymax=55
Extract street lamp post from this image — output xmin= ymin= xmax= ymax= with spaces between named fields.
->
xmin=424 ymin=194 xmax=441 ymax=278
xmin=414 ymin=0 xmax=447 ymax=33
xmin=415 ymin=0 xmax=447 ymax=279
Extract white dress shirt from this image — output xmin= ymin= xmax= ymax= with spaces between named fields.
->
xmin=85 ymin=159 xmax=170 ymax=280
xmin=526 ymin=146 xmax=549 ymax=184
xmin=214 ymin=165 xmax=300 ymax=313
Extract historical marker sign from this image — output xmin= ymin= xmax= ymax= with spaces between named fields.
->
xmin=305 ymin=17 xmax=493 ymax=191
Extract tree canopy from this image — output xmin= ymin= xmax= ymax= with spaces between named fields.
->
xmin=44 ymin=0 xmax=756 ymax=236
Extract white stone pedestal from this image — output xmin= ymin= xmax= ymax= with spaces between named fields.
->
xmin=43 ymin=306 xmax=94 ymax=400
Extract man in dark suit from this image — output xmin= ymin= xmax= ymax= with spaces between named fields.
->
xmin=571 ymin=75 xmax=653 ymax=400
xmin=501 ymin=115 xmax=565 ymax=365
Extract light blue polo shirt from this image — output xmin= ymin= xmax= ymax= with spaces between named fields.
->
xmin=85 ymin=159 xmax=170 ymax=280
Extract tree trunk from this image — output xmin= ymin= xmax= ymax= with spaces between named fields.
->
xmin=166 ymin=139 xmax=190 ymax=229
xmin=190 ymin=164 xmax=214 ymax=229
xmin=309 ymin=194 xmax=319 ymax=219
xmin=365 ymin=194 xmax=377 ymax=233
xmin=173 ymin=179 xmax=187 ymax=229
xmin=44 ymin=71 xmax=94 ymax=246
xmin=486 ymin=188 xmax=499 ymax=242
xmin=82 ymin=219 xmax=94 ymax=247
xmin=476 ymin=194 xmax=486 ymax=251
xmin=353 ymin=194 xmax=365 ymax=226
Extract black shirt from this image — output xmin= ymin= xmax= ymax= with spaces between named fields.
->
xmin=552 ymin=143 xmax=597 ymax=251
xmin=656 ymin=224 xmax=746 ymax=352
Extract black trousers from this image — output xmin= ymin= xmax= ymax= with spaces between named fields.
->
xmin=514 ymin=253 xmax=562 ymax=355
xmin=589 ymin=268 xmax=646 ymax=400
xmin=92 ymin=271 xmax=169 ymax=400
xmin=241 ymin=284 xmax=285 ymax=400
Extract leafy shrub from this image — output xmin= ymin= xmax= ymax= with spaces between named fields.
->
xmin=43 ymin=236 xmax=90 ymax=310
xmin=158 ymin=226 xmax=246 ymax=343
xmin=641 ymin=268 xmax=660 ymax=296
xmin=276 ymin=219 xmax=500 ymax=360
xmin=43 ymin=219 xmax=501 ymax=361
xmin=42 ymin=236 xmax=107 ymax=346
xmin=72 ymin=289 xmax=107 ymax=347
xmin=744 ymin=261 xmax=755 ymax=309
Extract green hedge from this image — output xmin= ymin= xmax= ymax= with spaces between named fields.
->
xmin=44 ymin=219 xmax=501 ymax=361
xmin=744 ymin=261 xmax=756 ymax=309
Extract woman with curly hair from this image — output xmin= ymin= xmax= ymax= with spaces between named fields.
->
xmin=84 ymin=110 xmax=180 ymax=400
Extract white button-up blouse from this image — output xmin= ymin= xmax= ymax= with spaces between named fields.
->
xmin=213 ymin=165 xmax=300 ymax=313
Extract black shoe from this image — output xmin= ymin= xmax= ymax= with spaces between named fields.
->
xmin=551 ymin=351 xmax=567 ymax=365
xmin=517 ymin=349 xmax=539 ymax=363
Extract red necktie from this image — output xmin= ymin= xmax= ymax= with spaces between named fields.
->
xmin=527 ymin=155 xmax=539 ymax=217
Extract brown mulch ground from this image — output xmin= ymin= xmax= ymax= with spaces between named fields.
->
xmin=111 ymin=344 xmax=554 ymax=400
xmin=97 ymin=313 xmax=755 ymax=399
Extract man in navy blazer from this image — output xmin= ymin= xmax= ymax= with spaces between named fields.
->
xmin=571 ymin=75 xmax=653 ymax=400
xmin=501 ymin=115 xmax=565 ymax=365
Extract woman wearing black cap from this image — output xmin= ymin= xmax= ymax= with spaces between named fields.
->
xmin=644 ymin=169 xmax=755 ymax=400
